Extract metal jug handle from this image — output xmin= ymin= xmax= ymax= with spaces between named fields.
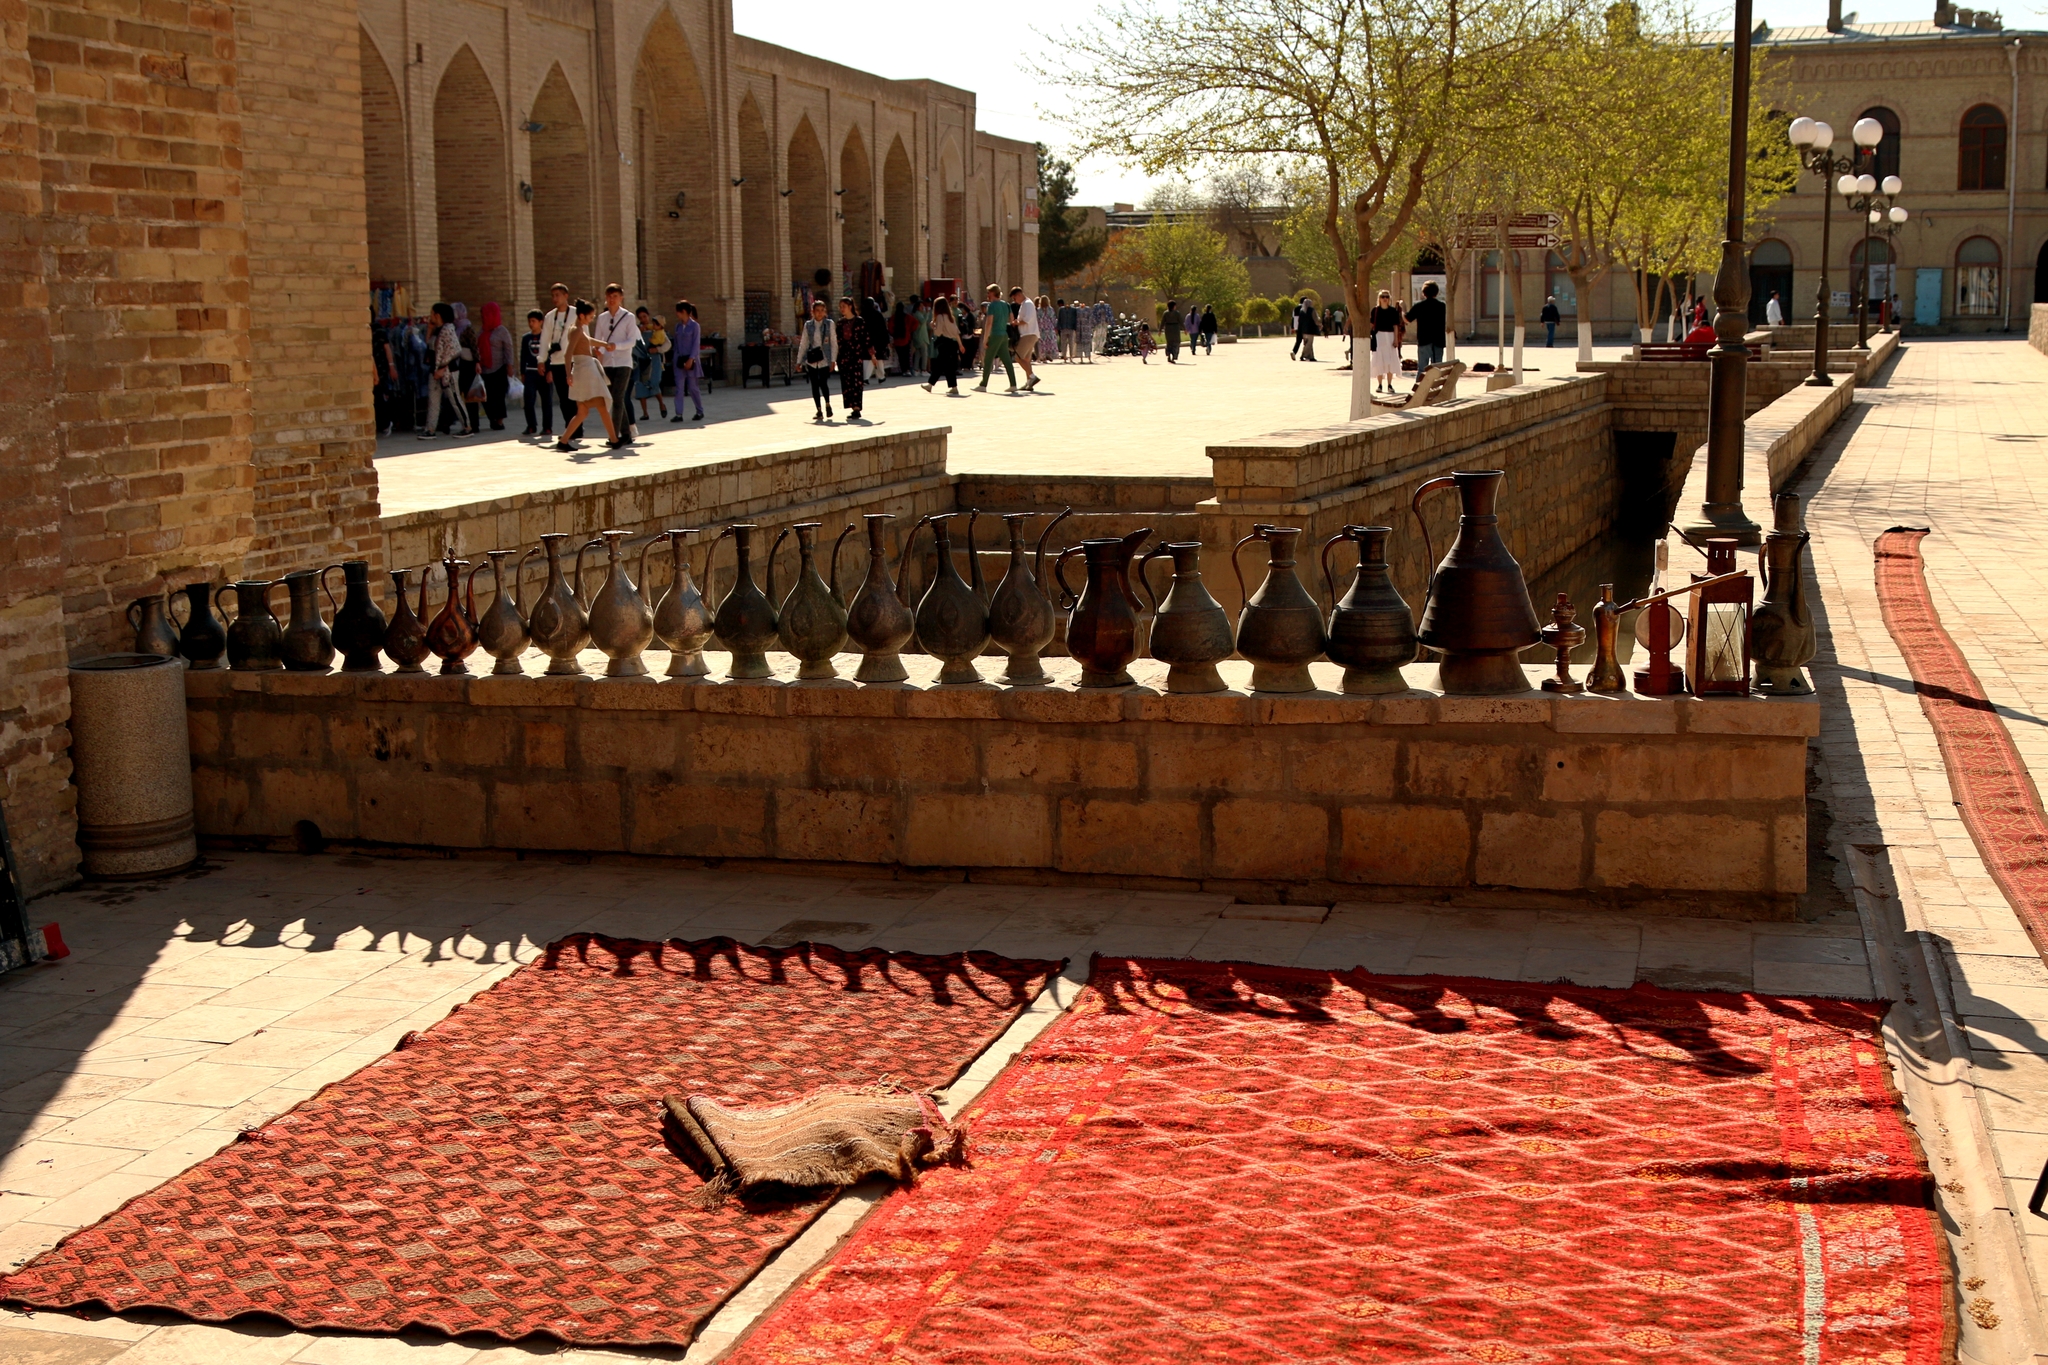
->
xmin=1033 ymin=507 xmax=1073 ymax=597
xmin=1230 ymin=524 xmax=1272 ymax=610
xmin=637 ymin=533 xmax=661 ymax=596
xmin=1318 ymin=528 xmax=1353 ymax=610
xmin=466 ymin=558 xmax=494 ymax=618
xmin=318 ymin=564 xmax=343 ymax=615
xmin=514 ymin=546 xmax=542 ymax=613
xmin=1410 ymin=475 xmax=1458 ymax=603
xmin=126 ymin=598 xmax=145 ymax=633
xmin=575 ymin=539 xmax=600 ymax=607
xmin=168 ymin=589 xmax=190 ymax=631
xmin=1051 ymin=544 xmax=1085 ymax=612
xmin=705 ymin=526 xmax=736 ymax=614
xmin=766 ymin=525 xmax=793 ymax=606
xmin=214 ymin=584 xmax=239 ymax=625
xmin=1136 ymin=543 xmax=1171 ymax=613
xmin=892 ymin=513 xmax=933 ymax=606
xmin=828 ymin=524 xmax=856 ymax=604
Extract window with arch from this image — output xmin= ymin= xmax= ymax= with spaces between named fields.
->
xmin=1958 ymin=105 xmax=2006 ymax=191
xmin=1956 ymin=236 xmax=2001 ymax=316
xmin=1858 ymin=107 xmax=1901 ymax=181
xmin=1749 ymin=239 xmax=1794 ymax=324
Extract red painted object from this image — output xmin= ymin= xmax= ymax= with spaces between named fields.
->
xmin=39 ymin=922 xmax=68 ymax=959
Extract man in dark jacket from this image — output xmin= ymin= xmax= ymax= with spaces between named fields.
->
xmin=1405 ymin=283 xmax=1448 ymax=372
xmin=1291 ymin=297 xmax=1319 ymax=361
xmin=1540 ymin=296 xmax=1562 ymax=347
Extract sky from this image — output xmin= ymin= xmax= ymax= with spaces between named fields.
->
xmin=732 ymin=0 xmax=2046 ymax=209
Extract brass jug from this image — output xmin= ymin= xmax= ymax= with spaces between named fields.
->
xmin=279 ymin=568 xmax=336 ymax=672
xmin=1054 ymin=529 xmax=1150 ymax=688
xmin=216 ymin=580 xmax=285 ymax=671
xmin=470 ymin=549 xmax=529 ymax=675
xmin=914 ymin=511 xmax=990 ymax=685
xmin=1411 ymin=469 xmax=1541 ymax=694
xmin=845 ymin=513 xmax=919 ymax=683
xmin=1321 ymin=525 xmax=1415 ymax=695
xmin=382 ymin=569 xmax=431 ymax=673
xmin=325 ymin=560 xmax=387 ymax=672
xmin=526 ymin=532 xmax=593 ymax=676
xmin=126 ymin=593 xmax=179 ymax=658
xmin=647 ymin=528 xmax=712 ymax=679
xmin=586 ymin=530 xmax=656 ymax=677
xmin=773 ymin=521 xmax=853 ymax=680
xmin=986 ymin=508 xmax=1070 ymax=685
xmin=1750 ymin=493 xmax=1815 ymax=695
xmin=709 ymin=523 xmax=779 ymax=679
xmin=1231 ymin=525 xmax=1326 ymax=693
xmin=1140 ymin=541 xmax=1233 ymax=694
xmin=172 ymin=581 xmax=226 ymax=670
xmin=425 ymin=551 xmax=478 ymax=675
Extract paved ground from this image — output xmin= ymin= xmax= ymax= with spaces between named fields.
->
xmin=372 ymin=337 xmax=1643 ymax=517
xmin=1790 ymin=335 xmax=2048 ymax=1337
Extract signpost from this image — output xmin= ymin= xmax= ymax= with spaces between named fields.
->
xmin=1450 ymin=213 xmax=1561 ymax=380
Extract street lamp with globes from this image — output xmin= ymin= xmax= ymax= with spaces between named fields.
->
xmin=1842 ymin=173 xmax=1904 ymax=345
xmin=1871 ymin=203 xmax=1909 ymax=329
xmin=1786 ymin=114 xmax=1884 ymax=385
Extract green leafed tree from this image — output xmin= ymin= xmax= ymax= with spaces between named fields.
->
xmin=1106 ymin=215 xmax=1253 ymax=319
xmin=1036 ymin=144 xmax=1109 ymax=287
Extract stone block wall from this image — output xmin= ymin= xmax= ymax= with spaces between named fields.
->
xmin=1199 ymin=377 xmax=1618 ymax=614
xmin=238 ymin=0 xmax=380 ymax=581
xmin=184 ymin=658 xmax=1817 ymax=914
xmin=2031 ymin=304 xmax=2047 ymax=359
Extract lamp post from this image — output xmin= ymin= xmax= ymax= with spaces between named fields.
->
xmin=1684 ymin=0 xmax=1762 ymax=544
xmin=1841 ymin=173 xmax=1903 ymax=348
xmin=1871 ymin=204 xmax=1909 ymax=329
xmin=1786 ymin=114 xmax=1884 ymax=385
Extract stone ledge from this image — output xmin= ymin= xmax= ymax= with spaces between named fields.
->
xmin=187 ymin=653 xmax=1818 ymax=736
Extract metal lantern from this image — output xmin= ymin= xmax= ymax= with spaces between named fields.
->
xmin=1686 ymin=539 xmax=1754 ymax=696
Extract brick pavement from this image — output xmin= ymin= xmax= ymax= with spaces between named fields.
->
xmin=1792 ymin=335 xmax=2048 ymax=1348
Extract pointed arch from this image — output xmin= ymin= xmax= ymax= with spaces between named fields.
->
xmin=433 ymin=44 xmax=510 ymax=308
xmin=737 ymin=94 xmax=776 ymax=334
xmin=787 ymin=115 xmax=829 ymax=290
xmin=840 ymin=126 xmax=873 ymax=273
xmin=631 ymin=8 xmax=717 ymax=307
xmin=883 ymin=135 xmax=914 ymax=294
xmin=938 ymin=136 xmax=964 ymax=282
xmin=360 ymin=29 xmax=410 ymax=287
xmin=529 ymin=64 xmax=591 ymax=303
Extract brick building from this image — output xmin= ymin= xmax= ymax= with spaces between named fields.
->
xmin=358 ymin=0 xmax=1040 ymax=341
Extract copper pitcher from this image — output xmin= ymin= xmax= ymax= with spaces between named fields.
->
xmin=913 ymin=511 xmax=989 ymax=685
xmin=1411 ymin=469 xmax=1541 ymax=695
xmin=1140 ymin=540 xmax=1233 ymax=694
xmin=425 ymin=551 xmax=478 ymax=675
xmin=471 ymin=549 xmax=529 ymax=675
xmin=648 ymin=528 xmax=712 ymax=679
xmin=1231 ymin=525 xmax=1325 ymax=693
xmin=586 ymin=530 xmax=656 ymax=677
xmin=1321 ymin=525 xmax=1415 ymax=695
xmin=325 ymin=560 xmax=387 ymax=672
xmin=278 ymin=568 xmax=337 ymax=672
xmin=172 ymin=581 xmax=226 ymax=670
xmin=382 ymin=569 xmax=431 ymax=673
xmin=1055 ymin=528 xmax=1150 ymax=688
xmin=708 ymin=523 xmax=778 ymax=679
xmin=126 ymin=593 xmax=179 ymax=658
xmin=1750 ymin=493 xmax=1814 ymax=695
xmin=846 ymin=513 xmax=919 ymax=683
xmin=216 ymin=580 xmax=284 ymax=671
xmin=772 ymin=521 xmax=853 ymax=680
xmin=987 ymin=508 xmax=1070 ymax=685
xmin=527 ymin=532 xmax=594 ymax=676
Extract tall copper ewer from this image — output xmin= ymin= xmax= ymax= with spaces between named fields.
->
xmin=1411 ymin=469 xmax=1541 ymax=695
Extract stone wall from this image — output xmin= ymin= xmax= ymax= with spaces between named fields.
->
xmin=184 ymin=657 xmax=1817 ymax=915
xmin=240 ymin=0 xmax=381 ymax=581
xmin=2032 ymin=304 xmax=2048 ymax=358
xmin=1198 ymin=377 xmax=1619 ymax=614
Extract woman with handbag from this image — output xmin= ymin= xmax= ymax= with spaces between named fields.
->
xmin=554 ymin=299 xmax=626 ymax=450
xmin=419 ymin=303 xmax=473 ymax=440
xmin=922 ymin=294 xmax=962 ymax=394
xmin=837 ymin=297 xmax=871 ymax=421
xmin=1368 ymin=290 xmax=1404 ymax=396
xmin=799 ymin=298 xmax=837 ymax=422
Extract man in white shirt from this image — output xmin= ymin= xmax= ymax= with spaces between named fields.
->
xmin=1009 ymin=287 xmax=1040 ymax=392
xmin=1764 ymin=292 xmax=1785 ymax=327
xmin=538 ymin=282 xmax=578 ymax=425
xmin=594 ymin=283 xmax=641 ymax=443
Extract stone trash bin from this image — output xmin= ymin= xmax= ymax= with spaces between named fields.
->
xmin=68 ymin=653 xmax=197 ymax=878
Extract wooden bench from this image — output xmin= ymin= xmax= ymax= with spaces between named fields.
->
xmin=1372 ymin=361 xmax=1466 ymax=410
xmin=1635 ymin=342 xmax=1767 ymax=361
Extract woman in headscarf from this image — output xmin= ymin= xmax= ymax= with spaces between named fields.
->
xmin=477 ymin=302 xmax=513 ymax=430
xmin=449 ymin=302 xmax=481 ymax=433
xmin=837 ymin=297 xmax=871 ymax=420
xmin=861 ymin=296 xmax=890 ymax=383
xmin=1037 ymin=296 xmax=1058 ymax=363
xmin=420 ymin=303 xmax=474 ymax=439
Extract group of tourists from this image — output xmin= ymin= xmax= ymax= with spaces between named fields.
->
xmin=375 ymin=283 xmax=706 ymax=451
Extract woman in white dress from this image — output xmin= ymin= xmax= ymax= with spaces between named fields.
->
xmin=555 ymin=299 xmax=624 ymax=451
xmin=1368 ymin=289 xmax=1404 ymax=395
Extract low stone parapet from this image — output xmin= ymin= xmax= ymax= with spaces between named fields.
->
xmin=186 ymin=654 xmax=1816 ymax=916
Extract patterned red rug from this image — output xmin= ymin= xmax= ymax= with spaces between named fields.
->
xmin=0 ymin=935 xmax=1056 ymax=1347
xmin=733 ymin=957 xmax=1948 ymax=1365
xmin=1875 ymin=528 xmax=2048 ymax=962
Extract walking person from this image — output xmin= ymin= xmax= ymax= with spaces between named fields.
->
xmin=669 ymin=301 xmax=704 ymax=422
xmin=975 ymin=284 xmax=1016 ymax=392
xmin=890 ymin=298 xmax=915 ymax=376
xmin=419 ymin=303 xmax=474 ymax=439
xmin=1765 ymin=291 xmax=1785 ymax=326
xmin=632 ymin=308 xmax=669 ymax=425
xmin=555 ymin=299 xmax=625 ymax=451
xmin=1540 ymin=296 xmax=1561 ymax=348
xmin=446 ymin=302 xmax=481 ymax=433
xmin=837 ymin=297 xmax=870 ymax=420
xmin=1368 ymin=289 xmax=1404 ymax=396
xmin=1163 ymin=300 xmax=1183 ymax=363
xmin=593 ymin=284 xmax=640 ymax=444
xmin=477 ymin=302 xmax=513 ymax=429
xmin=539 ymin=283 xmax=577 ymax=428
xmin=957 ymin=295 xmax=982 ymax=372
xmin=1135 ymin=319 xmax=1157 ymax=362
xmin=1012 ymin=288 xmax=1041 ymax=389
xmin=1184 ymin=304 xmax=1201 ymax=353
xmin=1055 ymin=298 xmax=1076 ymax=360
xmin=1035 ymin=296 xmax=1057 ymax=365
xmin=1405 ymin=282 xmax=1448 ymax=376
xmin=1292 ymin=296 xmax=1319 ymax=361
xmin=519 ymin=309 xmax=553 ymax=437
xmin=1199 ymin=305 xmax=1218 ymax=355
xmin=798 ymin=298 xmax=836 ymax=421
xmin=862 ymin=296 xmax=890 ymax=383
xmin=923 ymin=293 xmax=963 ymax=394
xmin=911 ymin=297 xmax=931 ymax=377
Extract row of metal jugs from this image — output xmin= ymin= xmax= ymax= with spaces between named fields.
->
xmin=128 ymin=507 xmax=1458 ymax=695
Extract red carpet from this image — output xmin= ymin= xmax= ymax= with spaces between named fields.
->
xmin=1875 ymin=528 xmax=2048 ymax=962
xmin=0 ymin=935 xmax=1056 ymax=1346
xmin=733 ymin=957 xmax=1948 ymax=1365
